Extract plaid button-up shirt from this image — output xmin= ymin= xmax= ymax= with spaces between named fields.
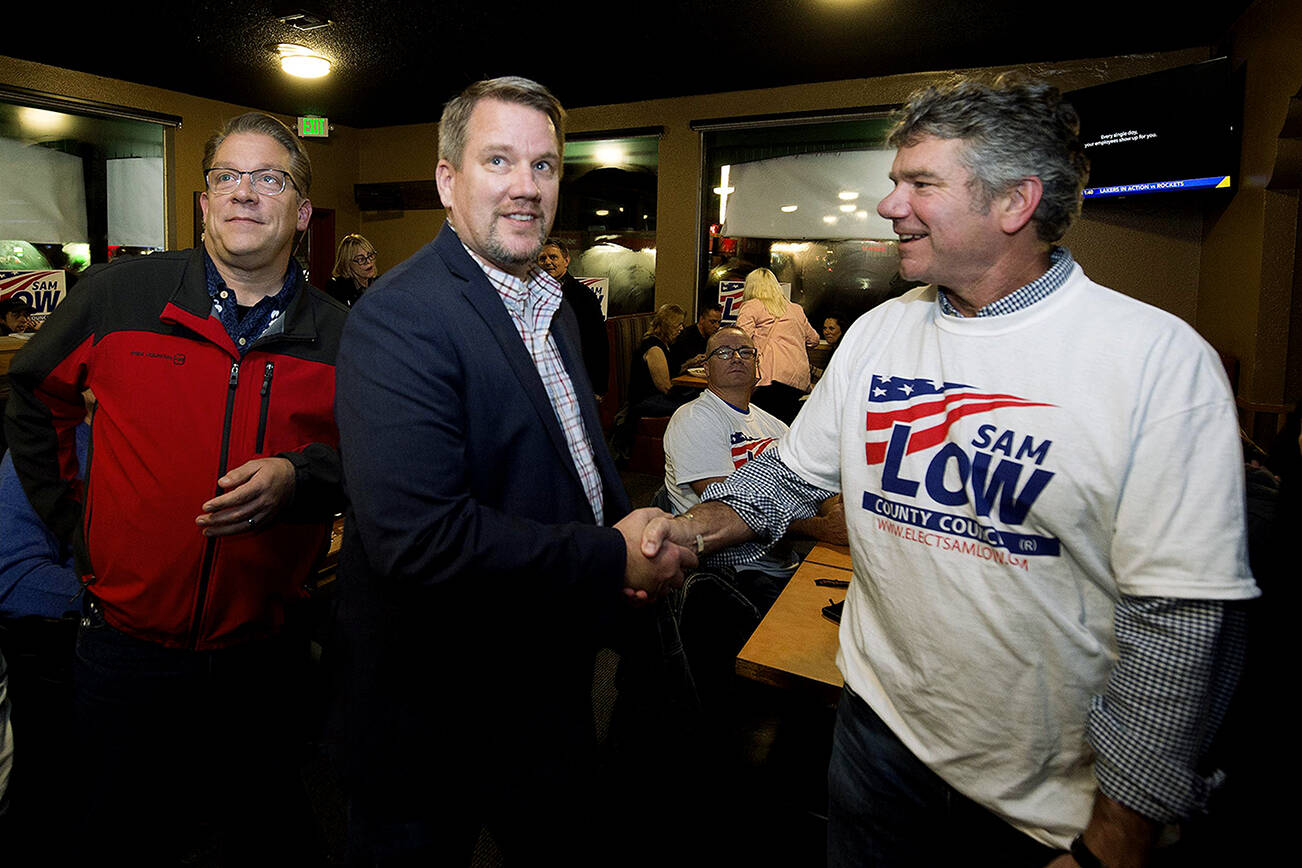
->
xmin=461 ymin=241 xmax=605 ymax=525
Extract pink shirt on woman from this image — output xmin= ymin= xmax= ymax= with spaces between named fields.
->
xmin=735 ymin=298 xmax=820 ymax=391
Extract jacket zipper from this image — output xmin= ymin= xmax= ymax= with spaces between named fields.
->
xmin=79 ymin=403 xmax=98 ymax=595
xmin=190 ymin=359 xmax=240 ymax=648
xmin=255 ymin=361 xmax=275 ymax=453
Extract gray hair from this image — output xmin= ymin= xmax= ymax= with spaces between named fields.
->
xmin=203 ymin=112 xmax=312 ymax=197
xmin=888 ymin=74 xmax=1088 ymax=242
xmin=438 ymin=76 xmax=566 ymax=169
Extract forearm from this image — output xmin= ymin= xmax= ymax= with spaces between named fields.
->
xmin=1088 ymin=597 xmax=1244 ymax=821
xmin=677 ymin=500 xmax=755 ymax=554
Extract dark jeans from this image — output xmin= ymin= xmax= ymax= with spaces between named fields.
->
xmin=828 ymin=687 xmax=1060 ymax=868
xmin=342 ymin=688 xmax=610 ymax=868
xmin=74 ymin=598 xmax=321 ymax=866
xmin=0 ymin=616 xmax=78 ymax=861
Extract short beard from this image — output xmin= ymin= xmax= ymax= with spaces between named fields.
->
xmin=485 ymin=221 xmax=547 ymax=268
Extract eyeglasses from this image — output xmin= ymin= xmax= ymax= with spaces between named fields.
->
xmin=707 ymin=346 xmax=758 ymax=361
xmin=204 ymin=167 xmax=297 ymax=196
xmin=351 ymin=251 xmax=378 ymax=265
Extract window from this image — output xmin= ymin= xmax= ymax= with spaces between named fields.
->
xmin=553 ymin=131 xmax=659 ymax=316
xmin=698 ymin=114 xmax=916 ymax=328
xmin=0 ymin=89 xmax=176 ymax=321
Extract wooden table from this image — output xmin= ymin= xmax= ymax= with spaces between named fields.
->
xmin=736 ymin=550 xmax=852 ymax=699
xmin=670 ymin=371 xmax=707 ymax=389
xmin=314 ymin=516 xmax=346 ymax=588
xmin=1 ymin=334 xmax=30 ymax=382
xmin=803 ymin=542 xmax=852 ymax=570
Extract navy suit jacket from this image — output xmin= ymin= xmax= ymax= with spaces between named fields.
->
xmin=331 ymin=225 xmax=630 ymax=800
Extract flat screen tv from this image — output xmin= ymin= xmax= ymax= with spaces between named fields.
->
xmin=1067 ymin=58 xmax=1240 ymax=201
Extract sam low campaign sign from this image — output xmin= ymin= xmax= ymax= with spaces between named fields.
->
xmin=1 ymin=270 xmax=67 ymax=325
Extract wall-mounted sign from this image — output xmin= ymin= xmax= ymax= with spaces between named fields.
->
xmin=1 ymin=269 xmax=67 ymax=325
xmin=577 ymin=277 xmax=609 ymax=319
xmin=298 ymin=116 xmax=329 ymax=138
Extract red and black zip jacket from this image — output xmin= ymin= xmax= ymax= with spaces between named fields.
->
xmin=4 ymin=248 xmax=347 ymax=650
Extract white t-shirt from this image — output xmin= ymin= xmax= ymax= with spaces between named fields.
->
xmin=664 ymin=389 xmax=788 ymax=516
xmin=779 ymin=264 xmax=1258 ymax=847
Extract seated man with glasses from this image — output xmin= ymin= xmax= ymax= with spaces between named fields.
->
xmin=663 ymin=325 xmax=845 ymax=544
xmin=4 ymin=111 xmax=344 ymax=864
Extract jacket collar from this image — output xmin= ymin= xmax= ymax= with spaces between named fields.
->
xmin=161 ymin=247 xmax=314 ymax=354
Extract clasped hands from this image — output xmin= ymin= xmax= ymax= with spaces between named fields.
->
xmin=615 ymin=507 xmax=702 ymax=602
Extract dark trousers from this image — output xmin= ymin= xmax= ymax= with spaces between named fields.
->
xmin=0 ymin=616 xmax=78 ymax=861
xmin=828 ymin=687 xmax=1061 ymax=868
xmin=751 ymin=381 xmax=806 ymax=425
xmin=74 ymin=600 xmax=321 ymax=867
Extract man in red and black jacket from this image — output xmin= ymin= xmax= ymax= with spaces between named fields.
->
xmin=3 ymin=112 xmax=345 ymax=865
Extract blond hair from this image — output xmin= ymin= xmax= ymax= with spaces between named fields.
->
xmin=742 ymin=268 xmax=787 ymax=319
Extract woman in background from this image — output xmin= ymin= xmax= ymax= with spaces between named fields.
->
xmin=613 ymin=304 xmax=687 ymax=460
xmin=736 ymin=268 xmax=819 ymax=424
xmin=627 ymin=303 xmax=686 ymax=417
xmin=326 ymin=234 xmax=379 ymax=307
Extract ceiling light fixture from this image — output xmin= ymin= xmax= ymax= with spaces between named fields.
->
xmin=277 ymin=44 xmax=331 ymax=78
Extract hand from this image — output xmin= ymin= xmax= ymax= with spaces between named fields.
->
xmin=817 ymin=495 xmax=849 ymax=546
xmin=615 ymin=508 xmax=697 ymax=602
xmin=640 ymin=511 xmax=702 ymax=562
xmin=195 ymin=457 xmax=296 ymax=537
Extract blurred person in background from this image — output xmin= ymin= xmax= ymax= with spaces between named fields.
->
xmin=326 ymin=233 xmax=379 ymax=307
xmin=735 ymin=268 xmax=819 ymax=424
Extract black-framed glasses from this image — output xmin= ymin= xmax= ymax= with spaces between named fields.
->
xmin=204 ymin=167 xmax=297 ymax=196
xmin=351 ymin=251 xmax=378 ymax=265
xmin=707 ymin=346 xmax=758 ymax=361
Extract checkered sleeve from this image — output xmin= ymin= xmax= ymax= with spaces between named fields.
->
xmin=1088 ymin=596 xmax=1247 ymax=822
xmin=698 ymin=447 xmax=835 ymax=566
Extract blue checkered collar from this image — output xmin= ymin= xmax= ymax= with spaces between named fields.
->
xmin=936 ymin=246 xmax=1073 ymax=318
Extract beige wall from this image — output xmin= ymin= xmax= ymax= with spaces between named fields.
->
xmin=355 ymin=123 xmax=445 ymax=274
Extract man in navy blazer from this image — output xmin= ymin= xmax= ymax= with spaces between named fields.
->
xmin=332 ymin=76 xmax=694 ymax=865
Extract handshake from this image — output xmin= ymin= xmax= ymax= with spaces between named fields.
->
xmin=613 ymin=502 xmax=752 ymax=602
xmin=614 ymin=507 xmax=699 ymax=602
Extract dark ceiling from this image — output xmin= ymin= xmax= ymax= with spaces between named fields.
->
xmin=3 ymin=1 xmax=1256 ymax=129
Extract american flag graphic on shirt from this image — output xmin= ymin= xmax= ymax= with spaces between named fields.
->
xmin=731 ymin=436 xmax=778 ymax=469
xmin=865 ymin=375 xmax=1055 ymax=465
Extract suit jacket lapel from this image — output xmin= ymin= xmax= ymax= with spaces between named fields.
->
xmin=435 ymin=227 xmax=595 ymax=506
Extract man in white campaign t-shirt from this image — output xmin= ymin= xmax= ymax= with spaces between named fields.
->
xmin=642 ymin=76 xmax=1257 ymax=868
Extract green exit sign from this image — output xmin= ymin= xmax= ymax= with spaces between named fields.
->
xmin=298 ymin=116 xmax=329 ymax=138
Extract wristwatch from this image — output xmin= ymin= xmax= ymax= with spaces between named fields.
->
xmin=1069 ymin=834 xmax=1105 ymax=868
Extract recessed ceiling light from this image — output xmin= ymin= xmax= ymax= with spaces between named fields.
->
xmin=277 ymin=44 xmax=330 ymax=78
xmin=781 ymin=205 xmax=798 ymax=213
xmin=838 ymin=191 xmax=860 ymax=200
